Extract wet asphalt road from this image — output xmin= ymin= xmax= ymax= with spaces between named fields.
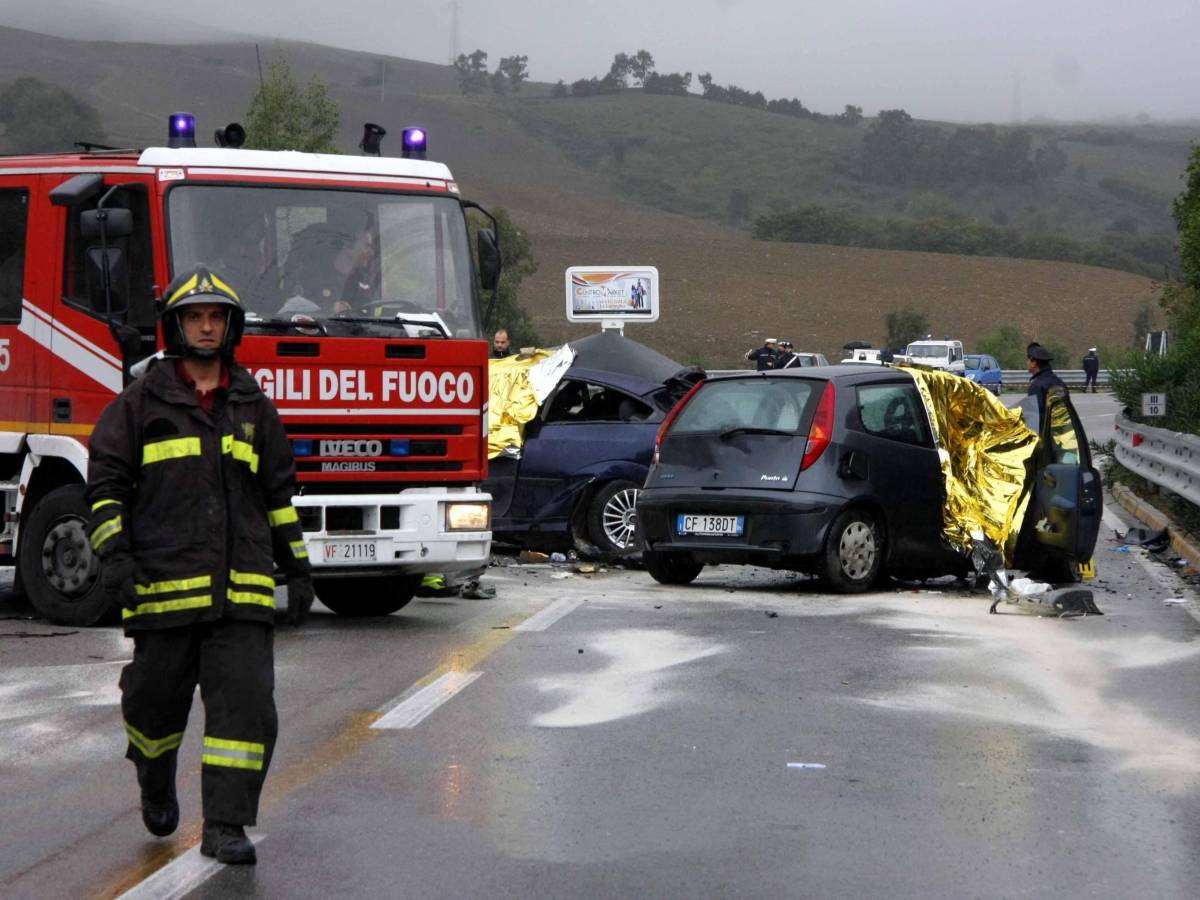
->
xmin=1 ymin=392 xmax=1198 ymax=899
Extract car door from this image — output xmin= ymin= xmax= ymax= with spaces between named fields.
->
xmin=843 ymin=381 xmax=946 ymax=563
xmin=511 ymin=377 xmax=656 ymax=525
xmin=1028 ymin=388 xmax=1102 ymax=561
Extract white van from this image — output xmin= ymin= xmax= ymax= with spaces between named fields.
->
xmin=904 ymin=340 xmax=965 ymax=375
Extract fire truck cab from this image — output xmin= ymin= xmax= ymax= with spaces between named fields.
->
xmin=0 ymin=125 xmax=498 ymax=624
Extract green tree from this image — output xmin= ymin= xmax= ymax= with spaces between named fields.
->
xmin=471 ymin=207 xmax=540 ymax=347
xmin=489 ymin=70 xmax=508 ymax=95
xmin=0 ymin=77 xmax=105 ymax=153
xmin=608 ymin=53 xmax=632 ymax=88
xmin=497 ymin=55 xmax=529 ymax=92
xmin=1132 ymin=302 xmax=1154 ymax=348
xmin=629 ymin=49 xmax=655 ymax=87
xmin=975 ymin=324 xmax=1027 ymax=369
xmin=884 ymin=306 xmax=929 ymax=349
xmin=244 ymin=59 xmax=338 ymax=153
xmin=1175 ymin=143 xmax=1200 ymax=292
xmin=453 ymin=49 xmax=489 ymax=95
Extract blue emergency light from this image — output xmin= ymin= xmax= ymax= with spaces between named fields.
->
xmin=389 ymin=440 xmax=411 ymax=457
xmin=168 ymin=112 xmax=197 ymax=148
xmin=291 ymin=440 xmax=314 ymax=457
xmin=401 ymin=126 xmax=428 ymax=160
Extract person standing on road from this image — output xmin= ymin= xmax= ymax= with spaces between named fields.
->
xmin=492 ymin=328 xmax=514 ymax=358
xmin=775 ymin=340 xmax=800 ymax=369
xmin=1027 ymin=342 xmax=1067 ymax=418
xmin=1082 ymin=347 xmax=1100 ymax=393
xmin=745 ymin=337 xmax=778 ymax=370
xmin=86 ymin=266 xmax=313 ymax=866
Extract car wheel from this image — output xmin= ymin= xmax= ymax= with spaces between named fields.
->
xmin=586 ymin=479 xmax=642 ymax=556
xmin=314 ymin=574 xmax=422 ymax=616
xmin=643 ymin=550 xmax=703 ymax=585
xmin=819 ymin=508 xmax=883 ymax=593
xmin=17 ymin=485 xmax=111 ymax=626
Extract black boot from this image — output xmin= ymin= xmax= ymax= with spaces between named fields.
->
xmin=200 ymin=821 xmax=257 ymax=865
xmin=137 ymin=757 xmax=178 ymax=837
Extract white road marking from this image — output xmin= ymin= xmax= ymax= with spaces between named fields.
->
xmin=116 ymin=835 xmax=265 ymax=900
xmin=372 ymin=671 xmax=482 ymax=730
xmin=514 ymin=597 xmax=584 ymax=632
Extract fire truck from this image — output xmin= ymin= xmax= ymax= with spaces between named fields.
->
xmin=0 ymin=115 xmax=498 ymax=625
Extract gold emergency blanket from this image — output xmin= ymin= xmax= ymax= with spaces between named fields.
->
xmin=902 ymin=367 xmax=1039 ymax=563
xmin=487 ymin=351 xmax=553 ymax=459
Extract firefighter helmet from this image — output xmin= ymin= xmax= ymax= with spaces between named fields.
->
xmin=159 ymin=265 xmax=245 ymax=359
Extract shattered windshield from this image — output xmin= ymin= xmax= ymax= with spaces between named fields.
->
xmin=165 ymin=185 xmax=482 ymax=338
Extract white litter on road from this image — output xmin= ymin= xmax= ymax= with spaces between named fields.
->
xmin=786 ymin=762 xmax=827 ymax=769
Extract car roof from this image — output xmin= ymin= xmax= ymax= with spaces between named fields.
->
xmin=707 ymin=363 xmax=912 ymax=383
xmin=566 ymin=330 xmax=682 ymax=384
xmin=564 ymin=365 xmax=668 ymax=398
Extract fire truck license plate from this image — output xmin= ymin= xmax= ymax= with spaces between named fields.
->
xmin=323 ymin=540 xmax=378 ymax=562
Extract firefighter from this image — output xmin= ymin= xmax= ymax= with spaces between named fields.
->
xmin=86 ymin=265 xmax=314 ymax=866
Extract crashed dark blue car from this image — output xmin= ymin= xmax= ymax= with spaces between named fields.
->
xmin=484 ymin=331 xmax=702 ymax=556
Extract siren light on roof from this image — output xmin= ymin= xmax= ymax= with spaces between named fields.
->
xmin=401 ymin=127 xmax=428 ymax=160
xmin=168 ymin=112 xmax=196 ymax=148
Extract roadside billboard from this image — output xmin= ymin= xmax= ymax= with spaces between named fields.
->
xmin=565 ymin=266 xmax=659 ymax=324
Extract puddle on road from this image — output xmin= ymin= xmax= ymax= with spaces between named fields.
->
xmin=532 ymin=628 xmax=726 ymax=728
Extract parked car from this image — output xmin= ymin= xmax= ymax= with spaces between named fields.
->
xmin=965 ymin=353 xmax=1003 ymax=394
xmin=637 ymin=365 xmax=1100 ymax=590
xmin=484 ymin=331 xmax=703 ymax=556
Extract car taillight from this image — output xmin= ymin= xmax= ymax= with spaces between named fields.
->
xmin=654 ymin=380 xmax=706 ymax=462
xmin=801 ymin=381 xmax=835 ymax=470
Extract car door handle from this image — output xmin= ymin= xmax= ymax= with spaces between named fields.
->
xmin=1042 ymin=471 xmax=1056 ymax=488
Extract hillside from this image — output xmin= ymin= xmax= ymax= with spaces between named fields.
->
xmin=0 ymin=26 xmax=1175 ymax=363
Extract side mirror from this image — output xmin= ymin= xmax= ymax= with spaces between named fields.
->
xmin=81 ymin=208 xmax=134 ymax=240
xmin=477 ymin=228 xmax=502 ymax=292
xmin=85 ymin=246 xmax=129 ymax=313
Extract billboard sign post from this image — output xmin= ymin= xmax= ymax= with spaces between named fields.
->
xmin=565 ymin=266 xmax=659 ymax=333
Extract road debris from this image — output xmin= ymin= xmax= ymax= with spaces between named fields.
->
xmin=786 ymin=762 xmax=827 ymax=770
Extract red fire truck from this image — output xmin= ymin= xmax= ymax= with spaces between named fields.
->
xmin=0 ymin=116 xmax=498 ymax=625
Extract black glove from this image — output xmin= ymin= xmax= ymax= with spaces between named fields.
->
xmin=101 ymin=553 xmax=136 ymax=609
xmin=283 ymin=576 xmax=315 ymax=626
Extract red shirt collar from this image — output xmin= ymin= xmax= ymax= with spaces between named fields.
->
xmin=175 ymin=359 xmax=230 ymax=410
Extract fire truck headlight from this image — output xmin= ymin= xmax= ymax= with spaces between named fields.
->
xmin=446 ymin=502 xmax=489 ymax=532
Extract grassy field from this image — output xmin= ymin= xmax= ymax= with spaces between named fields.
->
xmin=0 ymin=26 xmax=1178 ymax=367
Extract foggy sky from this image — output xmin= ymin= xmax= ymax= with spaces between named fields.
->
xmin=9 ymin=0 xmax=1200 ymax=123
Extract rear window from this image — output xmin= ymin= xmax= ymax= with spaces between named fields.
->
xmin=671 ymin=378 xmax=815 ymax=434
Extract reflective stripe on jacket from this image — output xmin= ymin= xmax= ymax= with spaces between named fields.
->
xmin=86 ymin=358 xmax=310 ymax=632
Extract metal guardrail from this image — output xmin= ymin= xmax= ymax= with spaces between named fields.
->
xmin=999 ymin=368 xmax=1110 ymax=387
xmin=1114 ymin=411 xmax=1200 ymax=508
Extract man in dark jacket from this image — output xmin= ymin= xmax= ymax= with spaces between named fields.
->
xmin=1082 ymin=347 xmax=1100 ymax=393
xmin=86 ymin=266 xmax=313 ymax=866
xmin=745 ymin=337 xmax=778 ymax=370
xmin=1027 ymin=342 xmax=1067 ymax=419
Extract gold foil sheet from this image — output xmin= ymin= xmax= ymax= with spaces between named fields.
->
xmin=902 ymin=367 xmax=1039 ymax=563
xmin=487 ymin=351 xmax=552 ymax=459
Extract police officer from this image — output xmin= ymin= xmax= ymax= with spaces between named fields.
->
xmin=745 ymin=337 xmax=778 ymax=370
xmin=1027 ymin=342 xmax=1067 ymax=419
xmin=1082 ymin=347 xmax=1100 ymax=393
xmin=86 ymin=266 xmax=313 ymax=866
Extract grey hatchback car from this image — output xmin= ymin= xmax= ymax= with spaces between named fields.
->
xmin=636 ymin=365 xmax=1101 ymax=591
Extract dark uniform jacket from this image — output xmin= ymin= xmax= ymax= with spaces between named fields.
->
xmin=1028 ymin=365 xmax=1067 ymax=419
xmin=1082 ymin=352 xmax=1100 ymax=376
xmin=746 ymin=346 xmax=777 ymax=370
xmin=86 ymin=359 xmax=310 ymax=633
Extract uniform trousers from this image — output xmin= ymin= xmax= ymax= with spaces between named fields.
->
xmin=119 ymin=618 xmax=277 ymax=825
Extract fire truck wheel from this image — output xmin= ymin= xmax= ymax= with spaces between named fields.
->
xmin=314 ymin=573 xmax=422 ymax=616
xmin=586 ymin=480 xmax=642 ymax=557
xmin=18 ymin=485 xmax=110 ymax=626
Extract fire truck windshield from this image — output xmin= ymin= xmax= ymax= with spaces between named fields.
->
xmin=166 ymin=185 xmax=483 ymax=338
